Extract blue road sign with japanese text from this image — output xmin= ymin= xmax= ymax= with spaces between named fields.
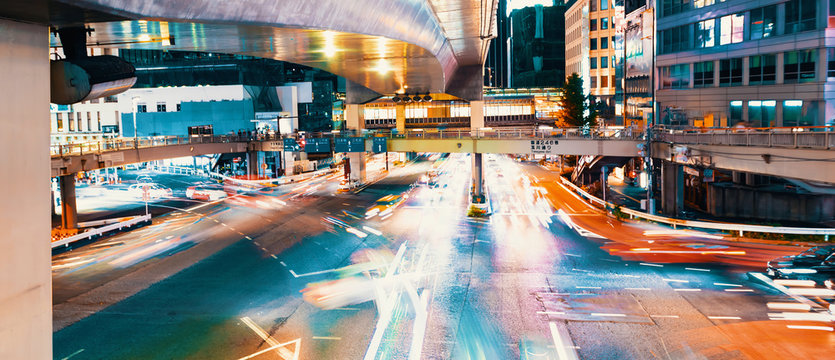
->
xmin=334 ymin=137 xmax=365 ymax=152
xmin=372 ymin=137 xmax=387 ymax=153
xmin=283 ymin=138 xmax=300 ymax=151
xmin=304 ymin=138 xmax=330 ymax=153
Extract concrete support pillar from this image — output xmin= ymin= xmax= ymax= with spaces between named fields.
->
xmin=0 ymin=19 xmax=52 ymax=360
xmin=470 ymin=100 xmax=485 ymax=130
xmin=345 ymin=104 xmax=365 ymax=132
xmin=347 ymin=152 xmax=366 ymax=184
xmin=59 ymin=174 xmax=78 ymax=229
xmin=274 ymin=151 xmax=282 ymax=177
xmin=661 ymin=161 xmax=684 ymax=216
xmin=395 ymin=104 xmax=406 ymax=133
xmin=246 ymin=150 xmax=260 ymax=177
xmin=776 ymin=53 xmax=785 ymax=84
xmin=472 ymin=153 xmax=484 ymax=201
xmin=284 ymin=151 xmax=295 ymax=176
xmin=775 ymin=101 xmax=784 ymax=127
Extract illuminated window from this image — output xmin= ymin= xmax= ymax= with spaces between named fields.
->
xmin=719 ymin=14 xmax=744 ymax=45
xmin=601 ymin=0 xmax=608 ymax=10
xmin=696 ymin=19 xmax=715 ymax=48
xmin=747 ymin=100 xmax=776 ymax=127
xmin=729 ymin=100 xmax=743 ymax=124
xmin=601 ymin=17 xmax=609 ymax=30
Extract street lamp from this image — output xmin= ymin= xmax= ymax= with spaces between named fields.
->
xmin=131 ymin=96 xmax=141 ymax=148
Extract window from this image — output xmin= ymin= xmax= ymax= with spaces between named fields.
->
xmin=748 ymin=100 xmax=776 ymax=127
xmin=601 ymin=0 xmax=608 ymax=10
xmin=137 ymin=104 xmax=147 ymax=113
xmin=694 ymin=0 xmax=714 ymax=9
xmin=86 ymin=112 xmax=91 ymax=132
xmin=749 ymin=5 xmax=776 ymax=40
xmin=661 ymin=64 xmax=690 ymax=89
xmin=590 ymin=38 xmax=598 ymax=50
xmin=783 ymin=100 xmax=811 ymax=126
xmin=591 ymin=75 xmax=598 ymax=88
xmin=662 ymin=0 xmax=692 ymax=17
xmin=602 ymin=75 xmax=609 ymax=88
xmin=720 ymin=14 xmax=744 ymax=45
xmin=77 ymin=113 xmax=82 ymax=132
xmin=696 ymin=19 xmax=715 ymax=48
xmin=828 ymin=49 xmax=835 ymax=78
xmin=56 ymin=113 xmax=63 ymax=132
xmin=591 ymin=0 xmax=597 ymax=12
xmin=749 ymin=54 xmax=776 ymax=85
xmin=176 ymin=103 xmax=182 ymax=112
xmin=601 ymin=17 xmax=609 ymax=30
xmin=157 ymin=103 xmax=166 ymax=112
xmin=784 ymin=50 xmax=816 ymax=83
xmin=104 ymin=95 xmax=118 ymax=103
xmin=785 ymin=0 xmax=817 ymax=34
xmin=601 ymin=57 xmax=608 ymax=68
xmin=719 ymin=58 xmax=742 ymax=86
xmin=97 ymin=112 xmax=102 ymax=131
xmin=590 ymin=57 xmax=598 ymax=69
xmin=729 ymin=101 xmax=743 ymax=125
xmin=662 ymin=24 xmax=690 ymax=53
xmin=694 ymin=61 xmax=714 ymax=87
xmin=590 ymin=19 xmax=597 ymax=31
xmin=601 ymin=37 xmax=608 ymax=49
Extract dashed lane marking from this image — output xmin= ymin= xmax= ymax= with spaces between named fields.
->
xmin=708 ymin=316 xmax=741 ymax=320
xmin=563 ymin=253 xmax=581 ymax=257
xmin=674 ymin=288 xmax=702 ymax=292
xmin=714 ymin=282 xmax=743 ymax=287
xmin=725 ymin=288 xmax=754 ymax=292
xmin=640 ymin=263 xmax=663 ymax=267
xmin=576 ymin=286 xmax=601 ymax=289
xmin=312 ymin=336 xmax=342 ymax=340
xmin=663 ymin=279 xmax=690 ymax=283
xmin=591 ymin=313 xmax=627 ymax=317
xmin=650 ymin=315 xmax=679 ymax=319
xmin=685 ymin=267 xmax=710 ymax=272
xmin=271 ymin=254 xmax=278 ymax=259
xmin=624 ymin=287 xmax=652 ymax=291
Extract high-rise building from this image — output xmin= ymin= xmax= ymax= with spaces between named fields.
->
xmin=566 ymin=0 xmax=626 ymax=125
xmin=509 ymin=2 xmax=568 ymax=88
xmin=485 ymin=0 xmax=510 ymax=88
xmin=655 ymin=0 xmax=835 ymax=127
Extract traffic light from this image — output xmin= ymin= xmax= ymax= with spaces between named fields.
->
xmin=298 ymin=135 xmax=306 ymax=151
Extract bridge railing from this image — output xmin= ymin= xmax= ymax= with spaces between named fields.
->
xmin=377 ymin=127 xmax=644 ymax=140
xmin=51 ymin=134 xmax=251 ymax=157
xmin=653 ymin=126 xmax=834 ymax=149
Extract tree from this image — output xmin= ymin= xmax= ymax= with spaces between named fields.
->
xmin=556 ymin=73 xmax=598 ymax=128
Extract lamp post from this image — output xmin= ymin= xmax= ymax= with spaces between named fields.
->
xmin=131 ymin=96 xmax=141 ymax=148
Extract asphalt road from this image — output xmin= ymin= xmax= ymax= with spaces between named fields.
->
xmin=52 ymin=155 xmax=834 ymax=360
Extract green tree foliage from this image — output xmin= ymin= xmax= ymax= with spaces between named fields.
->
xmin=557 ymin=73 xmax=599 ymax=128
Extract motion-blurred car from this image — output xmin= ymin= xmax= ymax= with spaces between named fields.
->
xmin=337 ymin=179 xmax=352 ymax=193
xmin=365 ymin=194 xmax=405 ymax=218
xmin=127 ymin=183 xmax=172 ymax=199
xmin=186 ymin=185 xmax=228 ymax=201
xmin=767 ymin=245 xmax=835 ymax=279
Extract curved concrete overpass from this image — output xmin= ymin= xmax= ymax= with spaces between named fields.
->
xmin=32 ymin=0 xmax=498 ymax=99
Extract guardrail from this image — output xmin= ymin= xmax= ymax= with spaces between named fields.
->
xmin=146 ymin=164 xmax=205 ymax=176
xmin=209 ymin=167 xmax=338 ymax=187
xmin=52 ymin=214 xmax=152 ymax=249
xmin=559 ymin=176 xmax=835 ymax=237
xmin=51 ymin=134 xmax=251 ymax=157
xmin=654 ymin=126 xmax=834 ymax=150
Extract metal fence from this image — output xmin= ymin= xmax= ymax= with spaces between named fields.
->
xmin=654 ymin=127 xmax=834 ymax=150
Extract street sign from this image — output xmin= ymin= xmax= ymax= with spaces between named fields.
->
xmin=372 ymin=137 xmax=387 ymax=153
xmin=529 ymin=139 xmax=558 ymax=154
xmin=334 ymin=137 xmax=365 ymax=152
xmin=304 ymin=138 xmax=331 ymax=153
xmin=283 ymin=138 xmax=300 ymax=151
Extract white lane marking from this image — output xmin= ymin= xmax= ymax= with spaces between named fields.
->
xmin=576 ymin=286 xmax=601 ymax=289
xmin=774 ymin=279 xmax=817 ymax=287
xmin=279 ymin=261 xmax=287 ymax=267
xmin=786 ymin=325 xmax=834 ymax=331
xmin=61 ymin=349 xmax=85 ymax=360
xmin=600 ymin=258 xmax=620 ymax=263
xmin=271 ymin=254 xmax=278 ymax=259
xmin=221 ymin=223 xmax=228 ymax=227
xmin=620 ymin=274 xmax=641 ymax=278
xmin=245 ymin=236 xmax=253 ymax=241
xmin=362 ymin=226 xmax=383 ymax=236
xmin=261 ymin=247 xmax=269 ymax=252
xmin=650 ymin=315 xmax=679 ymax=319
xmin=725 ymin=289 xmax=754 ymax=292
xmin=714 ymin=282 xmax=743 ymax=287
xmin=333 ymin=307 xmax=361 ymax=311
xmin=591 ymin=313 xmax=627 ymax=317
xmin=564 ymin=253 xmax=581 ymax=258
xmin=663 ymin=278 xmax=689 ymax=283
xmin=571 ymin=268 xmax=592 ymax=273
xmin=312 ymin=336 xmax=342 ymax=340
xmin=639 ymin=263 xmax=663 ymax=267
xmin=288 ymin=268 xmax=342 ymax=278
xmin=685 ymin=267 xmax=710 ymax=272
xmin=624 ymin=288 xmax=652 ymax=291
xmin=708 ymin=316 xmax=741 ymax=320
xmin=674 ymin=288 xmax=701 ymax=292
xmin=289 ymin=270 xmax=299 ymax=278
xmin=549 ymin=322 xmax=580 ymax=360
xmin=767 ymin=302 xmax=811 ymax=311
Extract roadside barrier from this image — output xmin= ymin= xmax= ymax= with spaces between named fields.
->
xmin=52 ymin=214 xmax=151 ymax=249
xmin=559 ymin=176 xmax=834 ymax=238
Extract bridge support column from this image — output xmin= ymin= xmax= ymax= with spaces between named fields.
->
xmin=347 ymin=152 xmax=366 ymax=184
xmin=472 ymin=153 xmax=484 ymax=201
xmin=470 ymin=100 xmax=485 ymax=130
xmin=59 ymin=174 xmax=78 ymax=229
xmin=345 ymin=104 xmax=365 ymax=132
xmin=0 ymin=19 xmax=51 ymax=360
xmin=395 ymin=104 xmax=406 ymax=133
xmin=246 ymin=150 xmax=261 ymax=177
xmin=660 ymin=161 xmax=684 ymax=217
xmin=284 ymin=151 xmax=295 ymax=176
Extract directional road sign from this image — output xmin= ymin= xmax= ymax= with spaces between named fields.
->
xmin=372 ymin=137 xmax=387 ymax=153
xmin=283 ymin=138 xmax=300 ymax=151
xmin=304 ymin=138 xmax=331 ymax=153
xmin=334 ymin=137 xmax=365 ymax=152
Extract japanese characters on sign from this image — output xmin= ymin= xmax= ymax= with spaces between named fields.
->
xmin=530 ymin=139 xmax=558 ymax=153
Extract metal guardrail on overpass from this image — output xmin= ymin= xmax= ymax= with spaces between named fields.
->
xmin=51 ymin=134 xmax=250 ymax=157
xmin=654 ymin=126 xmax=834 ymax=150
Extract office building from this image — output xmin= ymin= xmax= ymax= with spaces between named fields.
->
xmin=509 ymin=2 xmax=568 ymax=88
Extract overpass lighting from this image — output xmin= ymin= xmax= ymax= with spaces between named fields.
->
xmin=371 ymin=59 xmax=393 ymax=74
xmin=320 ymin=31 xmax=339 ymax=57
xmin=479 ymin=127 xmax=493 ymax=131
xmin=137 ymin=33 xmax=151 ymax=42
xmin=538 ymin=125 xmax=553 ymax=130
